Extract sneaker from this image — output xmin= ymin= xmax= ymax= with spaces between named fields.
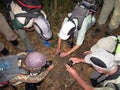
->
xmin=104 ymin=32 xmax=111 ymax=37
xmin=43 ymin=41 xmax=51 ymax=47
xmin=10 ymin=40 xmax=18 ymax=46
xmin=27 ymin=49 xmax=34 ymax=53
xmin=91 ymin=28 xmax=101 ymax=36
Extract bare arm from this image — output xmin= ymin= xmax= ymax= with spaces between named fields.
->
xmin=11 ymin=70 xmax=49 ymax=83
xmin=65 ymin=64 xmax=94 ymax=90
xmin=69 ymin=57 xmax=85 ymax=64
xmin=56 ymin=38 xmax=62 ymax=54
xmin=60 ymin=44 xmax=80 ymax=57
xmin=11 ymin=64 xmax=54 ymax=83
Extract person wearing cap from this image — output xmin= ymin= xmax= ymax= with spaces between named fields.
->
xmin=56 ymin=0 xmax=96 ymax=57
xmin=65 ymin=48 xmax=120 ymax=90
xmin=0 ymin=12 xmax=26 ymax=56
xmin=0 ymin=52 xmax=54 ymax=88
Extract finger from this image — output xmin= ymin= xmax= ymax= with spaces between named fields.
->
xmin=65 ymin=64 xmax=71 ymax=68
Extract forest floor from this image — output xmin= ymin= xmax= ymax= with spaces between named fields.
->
xmin=1 ymin=7 xmax=120 ymax=90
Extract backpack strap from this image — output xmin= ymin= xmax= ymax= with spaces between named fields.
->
xmin=15 ymin=12 xmax=43 ymax=26
xmin=105 ymin=83 xmax=120 ymax=90
xmin=15 ymin=13 xmax=40 ymax=18
xmin=112 ymin=35 xmax=120 ymax=55
xmin=112 ymin=83 xmax=119 ymax=90
xmin=90 ymin=74 xmax=107 ymax=87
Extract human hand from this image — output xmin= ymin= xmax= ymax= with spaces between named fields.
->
xmin=69 ymin=57 xmax=81 ymax=64
xmin=65 ymin=64 xmax=77 ymax=76
xmin=59 ymin=52 xmax=69 ymax=57
xmin=55 ymin=47 xmax=61 ymax=55
xmin=47 ymin=64 xmax=54 ymax=72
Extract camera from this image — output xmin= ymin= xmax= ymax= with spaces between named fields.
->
xmin=67 ymin=61 xmax=73 ymax=67
xmin=31 ymin=61 xmax=53 ymax=76
xmin=42 ymin=61 xmax=53 ymax=69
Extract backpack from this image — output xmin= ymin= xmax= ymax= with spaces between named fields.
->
xmin=68 ymin=0 xmax=96 ymax=30
xmin=66 ymin=0 xmax=96 ymax=48
xmin=90 ymin=65 xmax=120 ymax=88
xmin=9 ymin=0 xmax=43 ymax=29
xmin=7 ymin=0 xmax=52 ymax=40
xmin=16 ymin=0 xmax=42 ymax=12
xmin=105 ymin=83 xmax=120 ymax=90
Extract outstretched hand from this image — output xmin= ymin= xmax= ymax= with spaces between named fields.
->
xmin=69 ymin=57 xmax=81 ymax=64
xmin=65 ymin=64 xmax=78 ymax=76
xmin=55 ymin=47 xmax=61 ymax=55
xmin=59 ymin=52 xmax=69 ymax=57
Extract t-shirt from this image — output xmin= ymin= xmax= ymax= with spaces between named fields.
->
xmin=58 ymin=13 xmax=96 ymax=46
xmin=76 ymin=14 xmax=95 ymax=46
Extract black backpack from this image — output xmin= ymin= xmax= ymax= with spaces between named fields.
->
xmin=16 ymin=0 xmax=42 ymax=12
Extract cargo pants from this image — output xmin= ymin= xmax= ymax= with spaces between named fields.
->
xmin=0 ymin=12 xmax=17 ymax=51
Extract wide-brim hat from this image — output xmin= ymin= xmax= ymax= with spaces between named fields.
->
xmin=25 ymin=52 xmax=46 ymax=70
xmin=58 ymin=21 xmax=76 ymax=40
xmin=85 ymin=48 xmax=116 ymax=71
xmin=91 ymin=36 xmax=116 ymax=53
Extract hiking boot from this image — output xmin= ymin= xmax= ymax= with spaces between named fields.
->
xmin=104 ymin=27 xmax=113 ymax=37
xmin=10 ymin=40 xmax=18 ymax=46
xmin=27 ymin=49 xmax=34 ymax=53
xmin=91 ymin=24 xmax=103 ymax=36
xmin=10 ymin=39 xmax=27 ymax=51
xmin=0 ymin=48 xmax=9 ymax=56
xmin=43 ymin=41 xmax=51 ymax=47
xmin=91 ymin=28 xmax=101 ymax=36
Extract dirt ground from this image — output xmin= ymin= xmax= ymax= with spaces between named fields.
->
xmin=1 ymin=9 xmax=120 ymax=90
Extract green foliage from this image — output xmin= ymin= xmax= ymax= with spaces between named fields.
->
xmin=0 ymin=0 xmax=5 ymax=13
